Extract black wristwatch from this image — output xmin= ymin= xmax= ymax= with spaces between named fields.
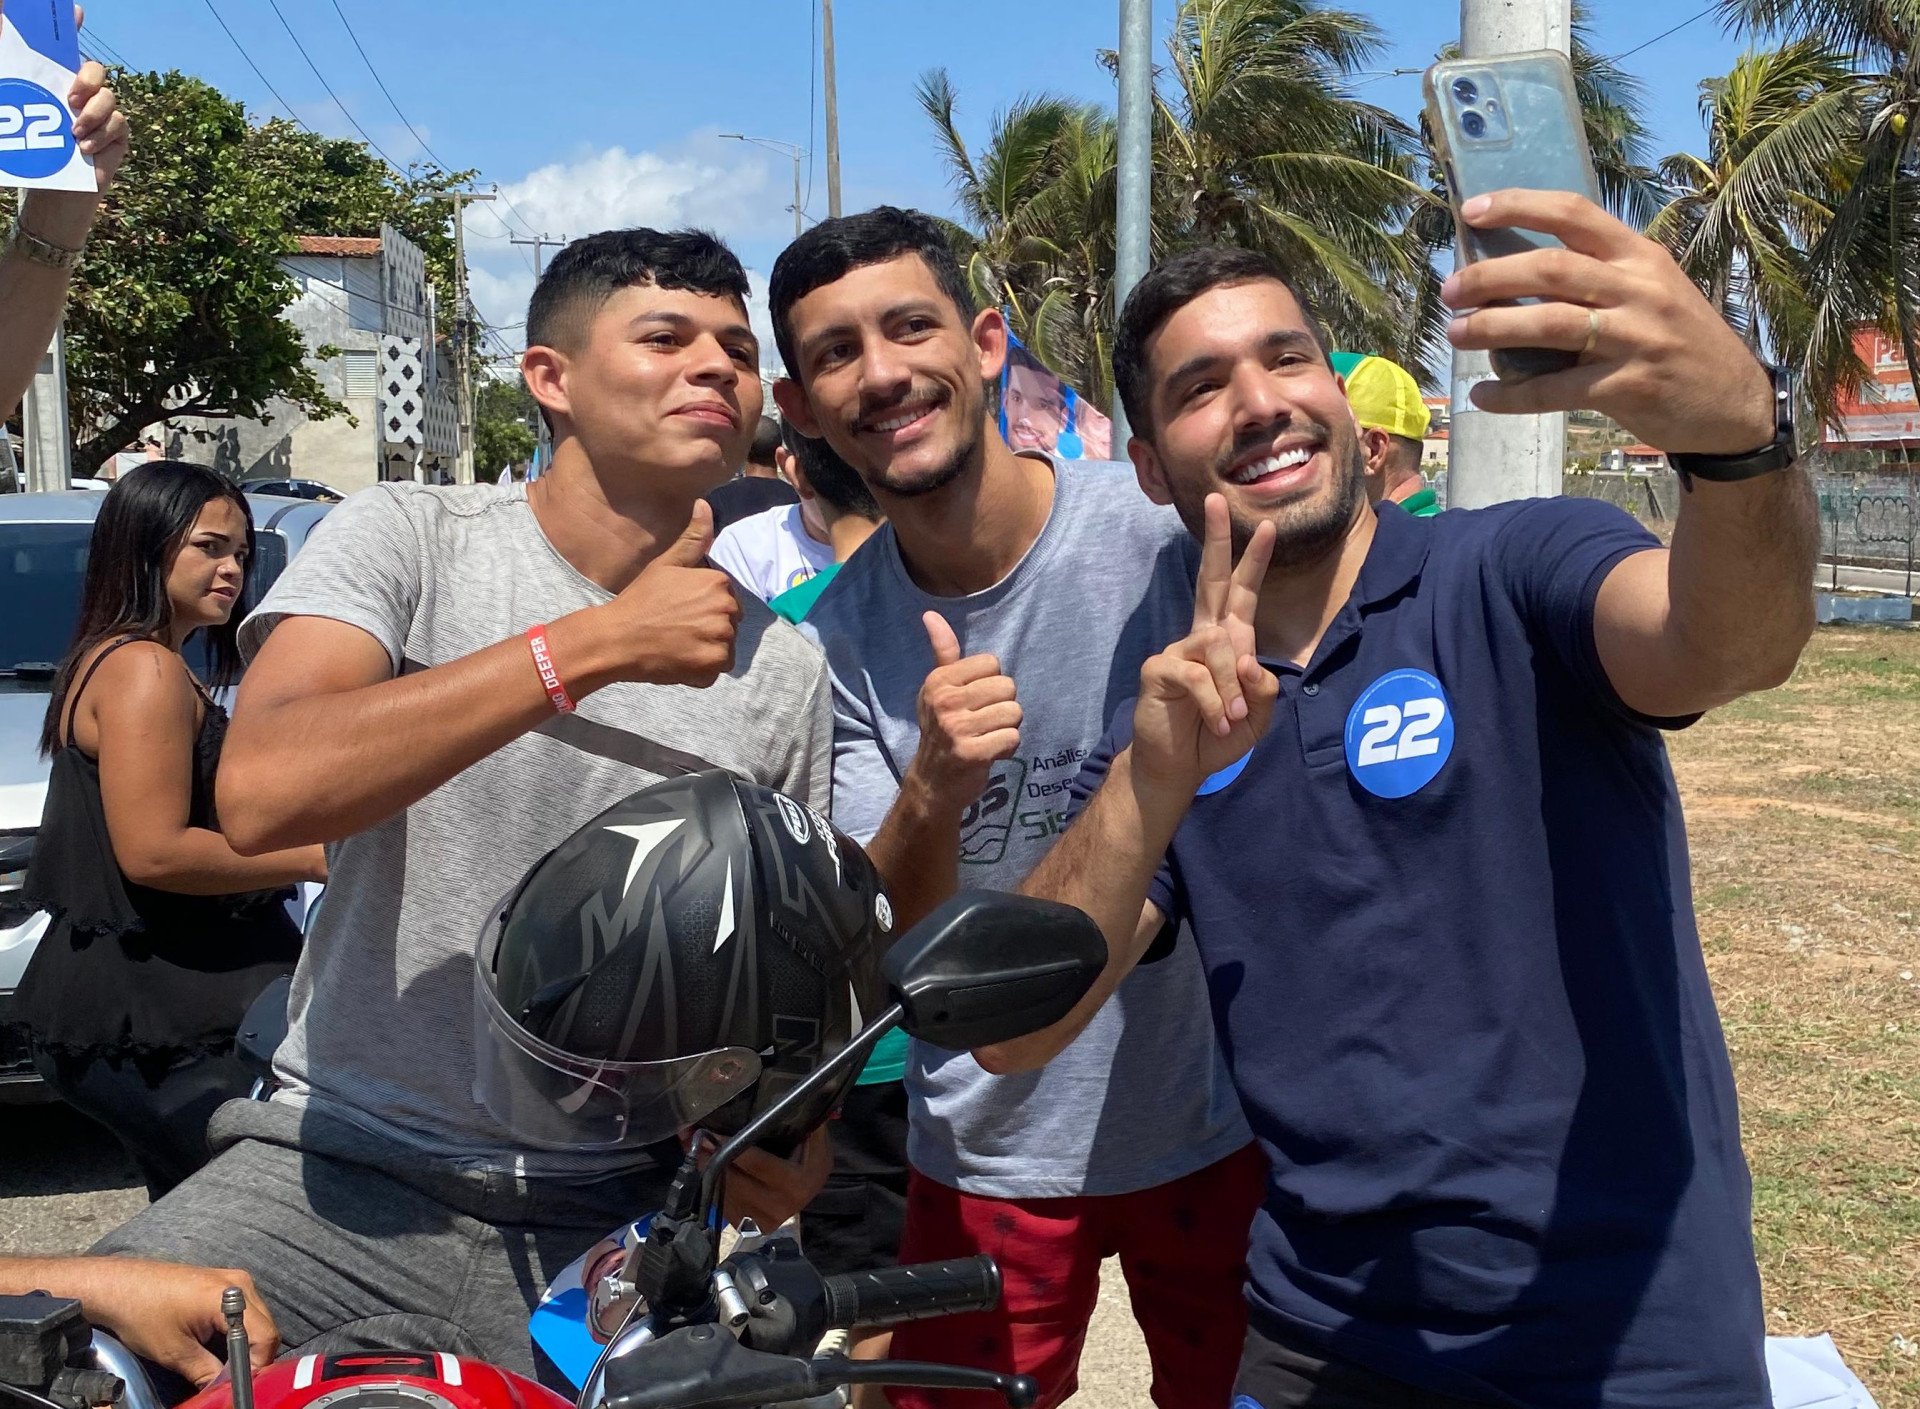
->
xmin=1668 ymin=364 xmax=1813 ymax=490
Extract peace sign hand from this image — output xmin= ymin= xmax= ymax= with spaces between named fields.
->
xmin=1130 ymin=495 xmax=1280 ymax=795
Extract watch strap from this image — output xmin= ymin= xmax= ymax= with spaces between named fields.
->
xmin=1668 ymin=365 xmax=1797 ymax=488
xmin=6 ymin=219 xmax=85 ymax=271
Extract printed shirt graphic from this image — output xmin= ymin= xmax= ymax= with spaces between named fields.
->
xmin=708 ymin=504 xmax=836 ymax=603
xmin=800 ymin=457 xmax=1251 ymax=1198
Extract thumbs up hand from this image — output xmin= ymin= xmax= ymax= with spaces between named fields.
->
xmin=908 ymin=611 xmax=1023 ymax=807
xmin=598 ymin=501 xmax=742 ymax=688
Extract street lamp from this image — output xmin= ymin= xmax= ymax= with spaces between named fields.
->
xmin=720 ymin=133 xmax=808 ymax=240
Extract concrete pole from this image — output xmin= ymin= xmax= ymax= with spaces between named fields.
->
xmin=822 ymin=0 xmax=841 ymax=219
xmin=1444 ymin=0 xmax=1571 ymax=508
xmin=1111 ymin=0 xmax=1154 ymax=444
xmin=22 ymin=325 xmax=72 ymax=493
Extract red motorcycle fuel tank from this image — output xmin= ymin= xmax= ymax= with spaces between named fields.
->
xmin=181 ymin=1351 xmax=574 ymax=1409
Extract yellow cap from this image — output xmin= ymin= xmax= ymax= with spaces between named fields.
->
xmin=1331 ymin=351 xmax=1430 ymax=443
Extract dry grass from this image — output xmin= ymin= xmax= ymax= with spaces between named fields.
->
xmin=1675 ymin=625 xmax=1920 ymax=1405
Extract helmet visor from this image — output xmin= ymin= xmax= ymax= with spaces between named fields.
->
xmin=472 ymin=961 xmax=761 ymax=1151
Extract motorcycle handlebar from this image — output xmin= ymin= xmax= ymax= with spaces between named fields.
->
xmin=820 ymin=1256 xmax=1001 ymax=1331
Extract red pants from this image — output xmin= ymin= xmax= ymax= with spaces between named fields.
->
xmin=886 ymin=1142 xmax=1266 ymax=1409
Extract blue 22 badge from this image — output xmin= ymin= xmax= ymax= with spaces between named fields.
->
xmin=1344 ymin=668 xmax=1454 ymax=799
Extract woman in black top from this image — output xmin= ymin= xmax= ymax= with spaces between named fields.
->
xmin=20 ymin=463 xmax=326 ymax=1198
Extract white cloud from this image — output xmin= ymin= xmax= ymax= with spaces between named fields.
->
xmin=466 ymin=136 xmax=792 ymax=371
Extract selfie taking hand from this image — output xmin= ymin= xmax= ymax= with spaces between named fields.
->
xmin=1131 ymin=496 xmax=1279 ymax=793
xmin=910 ymin=613 xmax=1023 ymax=805
xmin=1440 ymin=189 xmax=1777 ymax=457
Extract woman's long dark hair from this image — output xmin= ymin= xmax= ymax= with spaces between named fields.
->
xmin=38 ymin=462 xmax=257 ymax=756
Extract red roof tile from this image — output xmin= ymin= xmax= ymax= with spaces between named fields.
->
xmin=294 ymin=235 xmax=382 ymax=256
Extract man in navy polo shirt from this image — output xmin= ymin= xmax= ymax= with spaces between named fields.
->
xmin=988 ymin=191 xmax=1819 ymax=1408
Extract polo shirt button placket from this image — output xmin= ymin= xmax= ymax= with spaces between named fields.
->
xmin=1302 ymin=683 xmax=1320 ymax=696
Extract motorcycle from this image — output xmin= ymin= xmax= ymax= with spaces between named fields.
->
xmin=0 ymin=891 xmax=1106 ymax=1409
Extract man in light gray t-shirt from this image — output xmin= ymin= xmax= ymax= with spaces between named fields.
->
xmin=95 ymin=229 xmax=834 ymax=1381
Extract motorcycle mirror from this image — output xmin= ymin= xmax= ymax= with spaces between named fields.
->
xmin=883 ymin=891 xmax=1105 ymax=1051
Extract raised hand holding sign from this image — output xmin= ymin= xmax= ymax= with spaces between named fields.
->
xmin=0 ymin=2 xmax=110 ymax=193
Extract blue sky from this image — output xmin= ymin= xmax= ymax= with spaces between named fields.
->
xmin=94 ymin=2 xmax=1753 ymax=361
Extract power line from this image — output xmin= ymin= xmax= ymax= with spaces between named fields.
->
xmin=261 ymin=0 xmax=406 ymax=172
xmin=1614 ymin=5 xmax=1716 ymax=61
xmin=326 ymin=0 xmax=454 ymax=173
xmin=492 ymin=185 xmax=542 ymax=242
xmin=81 ymin=26 xmax=133 ymax=70
xmin=200 ymin=0 xmax=305 ymax=125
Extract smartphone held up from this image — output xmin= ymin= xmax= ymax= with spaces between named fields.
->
xmin=1423 ymin=49 xmax=1601 ymax=382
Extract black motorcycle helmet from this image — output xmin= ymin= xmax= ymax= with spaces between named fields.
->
xmin=473 ymin=771 xmax=893 ymax=1152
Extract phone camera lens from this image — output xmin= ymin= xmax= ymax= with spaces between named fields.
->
xmin=1451 ymin=78 xmax=1479 ymax=103
xmin=1462 ymin=110 xmax=1487 ymax=138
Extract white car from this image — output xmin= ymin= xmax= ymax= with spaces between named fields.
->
xmin=0 ymin=490 xmax=333 ymax=1101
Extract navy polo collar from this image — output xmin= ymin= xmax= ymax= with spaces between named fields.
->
xmin=1354 ymin=498 xmax=1433 ymax=611
xmin=1272 ymin=501 xmax=1433 ymax=682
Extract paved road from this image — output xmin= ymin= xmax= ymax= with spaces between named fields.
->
xmin=0 ymin=1106 xmax=1159 ymax=1405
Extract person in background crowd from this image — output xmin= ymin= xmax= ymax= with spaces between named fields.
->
xmin=1006 ymin=191 xmax=1818 ymax=1408
xmin=90 ymin=229 xmax=831 ymax=1380
xmin=708 ymin=425 xmax=843 ymax=603
xmin=0 ymin=3 xmax=130 ymax=419
xmin=767 ymin=422 xmax=881 ymax=625
xmin=19 ymin=464 xmax=323 ymax=1198
xmin=772 ymin=206 xmax=1258 ymax=1409
xmin=1330 ymin=351 xmax=1437 ymax=516
xmin=706 ymin=414 xmax=800 ymax=531
xmin=0 ymin=1256 xmax=279 ymax=1390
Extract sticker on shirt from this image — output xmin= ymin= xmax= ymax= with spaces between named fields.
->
xmin=1344 ymin=668 xmax=1454 ymax=799
xmin=1195 ymin=750 xmax=1252 ymax=796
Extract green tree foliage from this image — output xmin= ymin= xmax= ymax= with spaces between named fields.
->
xmin=1708 ymin=0 xmax=1920 ymax=424
xmin=922 ymin=0 xmax=1664 ymax=403
xmin=0 ymin=70 xmax=474 ymax=476
xmin=474 ymin=375 xmax=537 ymax=482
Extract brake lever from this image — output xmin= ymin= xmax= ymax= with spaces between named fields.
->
xmin=598 ymin=1329 xmax=1037 ymax=1409
xmin=819 ymin=1354 xmax=1038 ymax=1408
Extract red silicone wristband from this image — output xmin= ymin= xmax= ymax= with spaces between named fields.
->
xmin=526 ymin=625 xmax=576 ymax=714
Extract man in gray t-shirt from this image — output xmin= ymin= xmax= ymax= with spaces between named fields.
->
xmin=94 ymin=229 xmax=833 ymax=1378
xmin=772 ymin=207 xmax=1260 ymax=1409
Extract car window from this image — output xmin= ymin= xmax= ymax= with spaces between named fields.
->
xmin=0 ymin=522 xmax=93 ymax=670
xmin=0 ymin=520 xmax=291 ymax=680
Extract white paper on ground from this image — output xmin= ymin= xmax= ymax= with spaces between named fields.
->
xmin=1767 ymin=1333 xmax=1881 ymax=1409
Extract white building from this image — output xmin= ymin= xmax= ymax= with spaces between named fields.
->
xmin=150 ymin=226 xmax=459 ymax=494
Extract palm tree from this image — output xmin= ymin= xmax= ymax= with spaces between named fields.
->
xmin=1650 ymin=41 xmax=1870 ymax=417
xmin=1712 ymin=0 xmax=1920 ymax=415
xmin=1146 ymin=0 xmax=1435 ymax=366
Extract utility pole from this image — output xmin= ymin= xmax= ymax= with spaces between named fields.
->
xmin=1445 ymin=0 xmax=1572 ymax=508
xmin=432 ymin=189 xmax=494 ymax=486
xmin=1112 ymin=0 xmax=1154 ymax=442
xmin=22 ymin=325 xmax=72 ymax=493
xmin=720 ymin=136 xmax=806 ymax=238
xmin=510 ymin=232 xmax=567 ymax=473
xmin=821 ymin=0 xmax=841 ymax=218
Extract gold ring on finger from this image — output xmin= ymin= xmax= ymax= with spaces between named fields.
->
xmin=1581 ymin=308 xmax=1602 ymax=358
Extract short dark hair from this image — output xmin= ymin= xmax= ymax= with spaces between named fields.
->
xmin=769 ymin=206 xmax=976 ymax=381
xmin=527 ymin=228 xmax=750 ymax=354
xmin=748 ymin=416 xmax=782 ymax=468
xmin=1112 ymin=246 xmax=1331 ymax=437
xmin=781 ymin=420 xmax=879 ymax=520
